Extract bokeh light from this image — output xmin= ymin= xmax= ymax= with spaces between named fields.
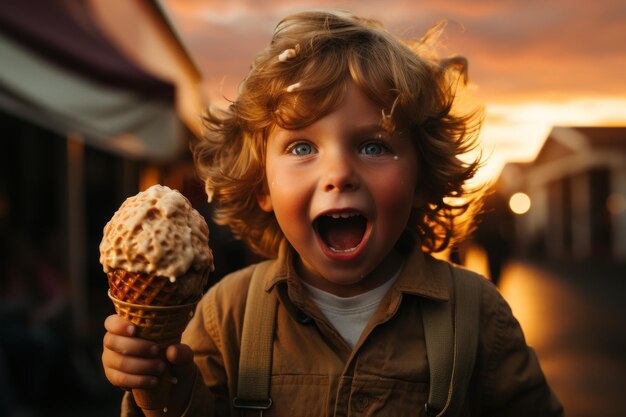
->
xmin=509 ymin=192 xmax=531 ymax=215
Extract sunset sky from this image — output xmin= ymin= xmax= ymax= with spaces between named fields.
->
xmin=164 ymin=0 xmax=626 ymax=183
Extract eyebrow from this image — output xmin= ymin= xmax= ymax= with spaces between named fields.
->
xmin=354 ymin=124 xmax=386 ymax=132
xmin=350 ymin=124 xmax=397 ymax=137
xmin=274 ymin=122 xmax=384 ymax=134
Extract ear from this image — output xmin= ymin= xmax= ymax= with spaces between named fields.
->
xmin=257 ymin=191 xmax=273 ymax=212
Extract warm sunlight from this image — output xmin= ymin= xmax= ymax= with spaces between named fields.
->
xmin=163 ymin=0 xmax=626 ymax=186
xmin=473 ymin=98 xmax=626 ymax=183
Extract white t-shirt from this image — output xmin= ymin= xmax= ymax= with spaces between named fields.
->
xmin=302 ymin=268 xmax=402 ymax=348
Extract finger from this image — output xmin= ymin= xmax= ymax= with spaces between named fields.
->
xmin=165 ymin=343 xmax=193 ymax=366
xmin=103 ymin=331 xmax=160 ymax=357
xmin=104 ymin=366 xmax=160 ymax=390
xmin=103 ymin=349 xmax=166 ymax=376
xmin=166 ymin=344 xmax=196 ymax=383
xmin=104 ymin=314 xmax=136 ymax=337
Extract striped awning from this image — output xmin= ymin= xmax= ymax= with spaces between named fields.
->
xmin=0 ymin=0 xmax=200 ymax=161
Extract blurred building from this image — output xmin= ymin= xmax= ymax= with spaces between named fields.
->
xmin=0 ymin=0 xmax=207 ymax=327
xmin=0 ymin=1 xmax=214 ymax=412
xmin=497 ymin=126 xmax=626 ymax=261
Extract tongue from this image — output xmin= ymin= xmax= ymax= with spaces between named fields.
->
xmin=318 ymin=216 xmax=365 ymax=251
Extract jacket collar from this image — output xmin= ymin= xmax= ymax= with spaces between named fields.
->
xmin=263 ymin=239 xmax=450 ymax=303
xmin=394 ymin=248 xmax=450 ymax=301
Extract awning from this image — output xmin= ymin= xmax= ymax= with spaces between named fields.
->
xmin=0 ymin=0 xmax=201 ymax=161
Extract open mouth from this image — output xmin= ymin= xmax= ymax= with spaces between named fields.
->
xmin=314 ymin=212 xmax=367 ymax=253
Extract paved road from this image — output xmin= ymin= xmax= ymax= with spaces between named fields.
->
xmin=498 ymin=259 xmax=626 ymax=417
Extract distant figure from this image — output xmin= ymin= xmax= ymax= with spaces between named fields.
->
xmin=474 ymin=190 xmax=514 ymax=286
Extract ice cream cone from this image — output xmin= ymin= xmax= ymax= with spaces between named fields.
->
xmin=108 ymin=291 xmax=198 ymax=410
xmin=100 ymin=185 xmax=214 ymax=411
xmin=107 ymin=269 xmax=208 ymax=307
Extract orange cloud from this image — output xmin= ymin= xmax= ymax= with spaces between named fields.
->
xmin=163 ymin=0 xmax=626 ymax=181
xmin=166 ymin=0 xmax=626 ymax=101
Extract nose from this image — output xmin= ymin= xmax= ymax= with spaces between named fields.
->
xmin=321 ymin=153 xmax=360 ymax=192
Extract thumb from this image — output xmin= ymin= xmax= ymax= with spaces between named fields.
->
xmin=166 ymin=343 xmax=195 ymax=378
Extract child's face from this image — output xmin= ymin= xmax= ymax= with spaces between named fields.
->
xmin=259 ymin=82 xmax=419 ymax=296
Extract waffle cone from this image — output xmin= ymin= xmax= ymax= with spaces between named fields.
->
xmin=108 ymin=291 xmax=198 ymax=410
xmin=107 ymin=269 xmax=207 ymax=306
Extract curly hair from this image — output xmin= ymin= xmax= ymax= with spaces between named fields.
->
xmin=192 ymin=10 xmax=483 ymax=259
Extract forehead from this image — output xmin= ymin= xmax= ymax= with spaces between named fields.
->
xmin=270 ymin=82 xmax=386 ymax=135
xmin=267 ymin=50 xmax=398 ymax=132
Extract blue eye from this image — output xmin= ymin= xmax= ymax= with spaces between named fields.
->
xmin=290 ymin=142 xmax=314 ymax=155
xmin=361 ymin=142 xmax=386 ymax=155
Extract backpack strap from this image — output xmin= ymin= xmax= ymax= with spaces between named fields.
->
xmin=235 ymin=258 xmax=482 ymax=417
xmin=233 ymin=260 xmax=276 ymax=415
xmin=421 ymin=261 xmax=483 ymax=417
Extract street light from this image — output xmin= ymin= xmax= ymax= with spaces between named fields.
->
xmin=509 ymin=192 xmax=531 ymax=215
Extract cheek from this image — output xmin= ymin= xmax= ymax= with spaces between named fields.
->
xmin=265 ymin=169 xmax=310 ymax=223
xmin=377 ymin=180 xmax=416 ymax=218
xmin=266 ymin=168 xmax=299 ymax=204
xmin=372 ymin=164 xmax=418 ymax=212
xmin=266 ymin=158 xmax=302 ymax=192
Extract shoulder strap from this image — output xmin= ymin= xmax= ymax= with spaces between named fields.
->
xmin=421 ymin=262 xmax=483 ymax=417
xmin=235 ymin=258 xmax=482 ymax=416
xmin=233 ymin=260 xmax=276 ymax=413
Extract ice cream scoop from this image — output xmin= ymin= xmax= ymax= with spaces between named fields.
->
xmin=100 ymin=183 xmax=213 ymax=283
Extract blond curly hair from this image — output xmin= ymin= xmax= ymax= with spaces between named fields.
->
xmin=192 ymin=10 xmax=482 ymax=259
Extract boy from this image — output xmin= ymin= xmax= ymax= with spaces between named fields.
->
xmin=102 ymin=9 xmax=563 ymax=416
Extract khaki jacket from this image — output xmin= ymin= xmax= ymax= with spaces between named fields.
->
xmin=122 ymin=243 xmax=563 ymax=416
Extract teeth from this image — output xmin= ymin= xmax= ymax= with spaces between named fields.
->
xmin=329 ymin=246 xmax=358 ymax=253
xmin=327 ymin=212 xmax=358 ymax=219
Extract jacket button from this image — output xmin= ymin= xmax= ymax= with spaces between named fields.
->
xmin=297 ymin=312 xmax=313 ymax=324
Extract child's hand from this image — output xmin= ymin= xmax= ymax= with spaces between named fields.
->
xmin=102 ymin=314 xmax=164 ymax=389
xmin=102 ymin=314 xmax=196 ymax=416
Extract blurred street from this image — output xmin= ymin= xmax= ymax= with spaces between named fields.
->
xmin=498 ymin=258 xmax=626 ymax=417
